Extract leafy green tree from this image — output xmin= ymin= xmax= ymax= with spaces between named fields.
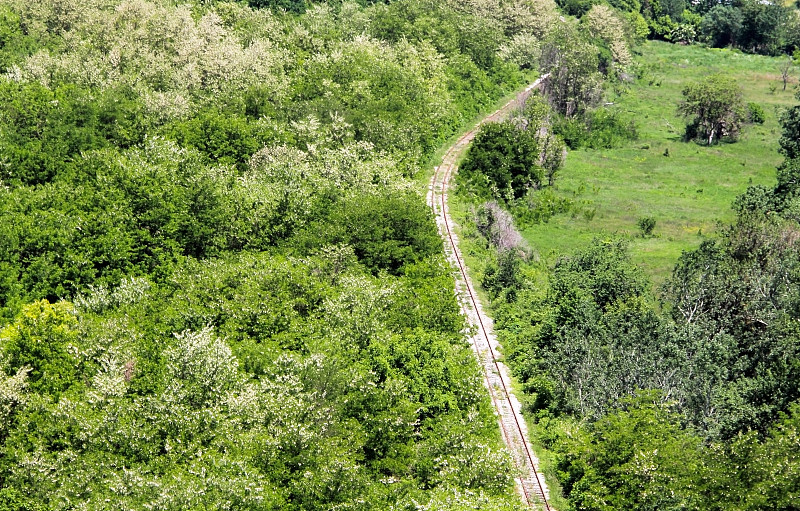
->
xmin=555 ymin=394 xmax=706 ymax=511
xmin=0 ymin=6 xmax=41 ymax=70
xmin=540 ymin=23 xmax=603 ymax=118
xmin=0 ymin=300 xmax=79 ymax=396
xmin=704 ymin=402 xmax=800 ymax=510
xmin=779 ymin=102 xmax=800 ymax=161
xmin=460 ymin=121 xmax=543 ymax=201
xmin=0 ymin=82 xmax=144 ymax=185
xmin=678 ymin=74 xmax=745 ymax=145
xmin=482 ymin=249 xmax=523 ymax=300
xmin=319 ymin=191 xmax=442 ymax=275
xmin=665 ymin=214 xmax=800 ymax=438
xmin=163 ymin=109 xmax=264 ymax=172
xmin=248 ymin=0 xmax=307 ymax=13
xmin=700 ymin=5 xmax=743 ymax=47
xmin=737 ymin=0 xmax=791 ymax=56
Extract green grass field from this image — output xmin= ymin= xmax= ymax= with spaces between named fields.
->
xmin=524 ymin=41 xmax=797 ymax=284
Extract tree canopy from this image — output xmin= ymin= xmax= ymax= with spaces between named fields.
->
xmin=679 ymin=74 xmax=746 ymax=145
xmin=0 ymin=0 xmax=571 ymax=508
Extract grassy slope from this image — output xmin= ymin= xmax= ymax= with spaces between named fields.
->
xmin=526 ymin=41 xmax=797 ymax=284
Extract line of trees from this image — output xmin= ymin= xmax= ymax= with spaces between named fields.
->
xmin=558 ymin=0 xmax=800 ymax=57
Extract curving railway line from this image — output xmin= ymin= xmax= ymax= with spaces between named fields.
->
xmin=427 ymin=75 xmax=552 ymax=510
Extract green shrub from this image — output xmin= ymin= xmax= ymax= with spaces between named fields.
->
xmin=459 ymin=121 xmax=543 ymax=201
xmin=554 ymin=108 xmax=638 ymax=149
xmin=513 ymin=188 xmax=574 ymax=225
xmin=748 ymin=102 xmax=766 ymax=124
xmin=638 ymin=216 xmax=657 ymax=236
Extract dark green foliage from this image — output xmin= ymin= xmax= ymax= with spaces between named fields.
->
xmin=0 ymin=82 xmax=145 ymax=185
xmin=556 ymin=0 xmax=598 ymax=17
xmin=460 ymin=121 xmax=544 ymax=201
xmin=664 ymin=214 xmax=800 ymax=438
xmin=0 ymin=0 xmax=535 ymax=508
xmin=737 ymin=0 xmax=791 ymax=56
xmin=494 ymin=239 xmax=679 ymax=418
xmin=163 ymin=109 xmax=266 ymax=172
xmin=698 ymin=1 xmax=793 ymax=55
xmin=319 ymin=192 xmax=442 ymax=275
xmin=779 ymin=104 xmax=800 ymax=160
xmin=554 ymin=394 xmax=705 ymax=511
xmin=700 ymin=5 xmax=743 ymax=48
xmin=248 ymin=0 xmax=307 ymax=14
xmin=0 ymin=7 xmax=43 ymax=70
xmin=637 ymin=216 xmax=656 ymax=236
xmin=747 ymin=101 xmax=765 ymax=124
xmin=482 ymin=249 xmax=523 ymax=300
xmin=491 ymin=221 xmax=800 ymax=438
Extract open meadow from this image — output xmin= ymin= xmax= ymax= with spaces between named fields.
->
xmin=525 ymin=41 xmax=798 ymax=283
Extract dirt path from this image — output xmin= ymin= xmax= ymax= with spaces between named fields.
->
xmin=427 ymin=76 xmax=552 ymax=510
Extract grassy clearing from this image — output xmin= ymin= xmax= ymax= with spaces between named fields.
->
xmin=525 ymin=41 xmax=797 ymax=284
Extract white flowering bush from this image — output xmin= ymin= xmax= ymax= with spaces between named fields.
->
xmin=498 ymin=32 xmax=541 ymax=70
xmin=164 ymin=327 xmax=240 ymax=407
xmin=0 ymin=352 xmax=29 ymax=433
xmin=583 ymin=5 xmax=633 ymax=68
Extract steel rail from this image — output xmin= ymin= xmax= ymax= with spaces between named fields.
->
xmin=428 ymin=76 xmax=552 ymax=510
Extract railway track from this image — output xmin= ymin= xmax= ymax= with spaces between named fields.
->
xmin=427 ymin=76 xmax=552 ymax=510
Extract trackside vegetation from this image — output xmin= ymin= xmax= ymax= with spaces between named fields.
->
xmin=456 ymin=30 xmax=800 ymax=511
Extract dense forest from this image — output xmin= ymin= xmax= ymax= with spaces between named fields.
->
xmin=0 ymin=0 xmax=562 ymax=509
xmin=2 ymin=0 xmax=800 ymax=509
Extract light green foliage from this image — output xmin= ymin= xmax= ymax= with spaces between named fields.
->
xmin=0 ymin=0 xmax=535 ymax=508
xmin=0 ymin=353 xmax=28 ymax=438
xmin=583 ymin=4 xmax=633 ymax=69
xmin=295 ymin=34 xmax=455 ymax=166
xmin=540 ymin=22 xmax=603 ymax=117
xmin=628 ymin=10 xmax=650 ymax=43
xmin=164 ymin=327 xmax=240 ymax=408
xmin=0 ymin=250 xmax=518 ymax=509
xmin=553 ymin=107 xmax=638 ymax=150
xmin=0 ymin=300 xmax=79 ymax=396
xmin=705 ymin=403 xmax=800 ymax=510
xmin=747 ymin=101 xmax=766 ymax=124
xmin=498 ymin=32 xmax=541 ymax=70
